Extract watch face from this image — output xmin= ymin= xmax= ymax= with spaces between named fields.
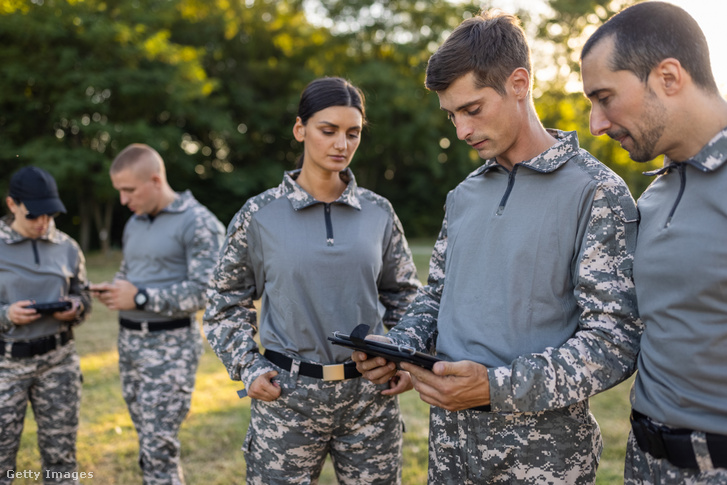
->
xmin=135 ymin=291 xmax=147 ymax=306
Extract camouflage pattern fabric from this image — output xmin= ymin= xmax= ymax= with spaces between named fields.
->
xmin=0 ymin=216 xmax=92 ymax=339
xmin=204 ymin=168 xmax=419 ymax=390
xmin=387 ymin=130 xmax=642 ymax=412
xmin=624 ymin=432 xmax=727 ymax=485
xmin=204 ymin=169 xmax=417 ymax=483
xmin=428 ymin=401 xmax=601 ymax=485
xmin=115 ymin=190 xmax=226 ymax=320
xmin=0 ymin=342 xmax=81 ymax=484
xmin=114 ymin=189 xmax=222 ymax=483
xmin=385 ymin=130 xmax=641 ymax=481
xmin=118 ymin=325 xmax=202 ymax=485
xmin=243 ymin=367 xmax=402 ymax=485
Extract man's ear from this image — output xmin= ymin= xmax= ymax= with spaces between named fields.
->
xmin=653 ymin=58 xmax=685 ymax=96
xmin=293 ymin=117 xmax=306 ymax=142
xmin=509 ymin=67 xmax=531 ymax=99
xmin=150 ymin=172 xmax=163 ymax=188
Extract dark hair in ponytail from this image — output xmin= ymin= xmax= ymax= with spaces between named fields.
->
xmin=296 ymin=77 xmax=366 ymax=169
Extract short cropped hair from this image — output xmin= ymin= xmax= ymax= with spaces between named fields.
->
xmin=110 ymin=143 xmax=164 ymax=176
xmin=425 ymin=10 xmax=531 ymax=95
xmin=581 ymin=1 xmax=718 ymax=94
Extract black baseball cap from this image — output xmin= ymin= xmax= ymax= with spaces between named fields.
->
xmin=8 ymin=166 xmax=67 ymax=217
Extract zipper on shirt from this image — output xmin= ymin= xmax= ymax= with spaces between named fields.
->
xmin=665 ymin=163 xmax=686 ymax=228
xmin=31 ymin=239 xmax=40 ymax=265
xmin=496 ymin=165 xmax=519 ymax=216
xmin=324 ymin=203 xmax=334 ymax=246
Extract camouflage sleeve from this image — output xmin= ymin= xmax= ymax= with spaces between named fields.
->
xmin=0 ymin=305 xmax=11 ymax=332
xmin=144 ymin=208 xmax=224 ymax=315
xmin=114 ymin=255 xmax=128 ymax=282
xmin=202 ymin=202 xmax=276 ymax=388
xmin=378 ymin=210 xmax=421 ymax=329
xmin=385 ymin=208 xmax=449 ymax=352
xmin=68 ymin=240 xmax=91 ymax=325
xmin=488 ymin=184 xmax=643 ymax=413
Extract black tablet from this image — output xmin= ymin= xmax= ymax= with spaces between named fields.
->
xmin=27 ymin=301 xmax=72 ymax=314
xmin=328 ymin=323 xmax=441 ymax=370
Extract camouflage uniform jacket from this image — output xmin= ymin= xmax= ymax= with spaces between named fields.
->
xmin=386 ymin=129 xmax=643 ymax=413
xmin=0 ymin=216 xmax=90 ymax=338
xmin=632 ymin=126 xmax=727 ymax=434
xmin=116 ymin=190 xmax=225 ymax=321
xmin=204 ymin=169 xmax=420 ymax=389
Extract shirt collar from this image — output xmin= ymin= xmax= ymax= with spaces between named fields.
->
xmin=646 ymin=125 xmax=727 ymax=176
xmin=473 ymin=129 xmax=579 ymax=176
xmin=282 ymin=168 xmax=362 ymax=211
xmin=132 ymin=190 xmax=192 ymax=222
xmin=0 ymin=216 xmax=63 ymax=244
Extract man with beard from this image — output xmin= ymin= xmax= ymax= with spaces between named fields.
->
xmin=581 ymin=2 xmax=727 ymax=482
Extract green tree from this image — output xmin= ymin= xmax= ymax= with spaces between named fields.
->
xmin=534 ymin=0 xmax=660 ymax=197
xmin=292 ymin=0 xmax=487 ymax=235
xmin=1 ymin=0 xmax=664 ymax=251
xmin=0 ymin=0 xmax=223 ymax=252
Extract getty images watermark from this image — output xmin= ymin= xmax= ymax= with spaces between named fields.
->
xmin=7 ymin=470 xmax=94 ymax=481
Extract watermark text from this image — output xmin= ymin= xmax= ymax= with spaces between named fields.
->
xmin=6 ymin=470 xmax=94 ymax=481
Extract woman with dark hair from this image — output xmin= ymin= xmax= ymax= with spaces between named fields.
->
xmin=0 ymin=166 xmax=90 ymax=482
xmin=204 ymin=77 xmax=420 ymax=484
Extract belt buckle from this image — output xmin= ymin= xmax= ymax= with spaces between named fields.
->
xmin=322 ymin=364 xmax=345 ymax=381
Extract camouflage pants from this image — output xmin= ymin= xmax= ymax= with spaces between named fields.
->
xmin=0 ymin=341 xmax=81 ymax=485
xmin=428 ymin=400 xmax=602 ymax=485
xmin=244 ymin=365 xmax=403 ymax=485
xmin=624 ymin=431 xmax=727 ymax=484
xmin=118 ymin=325 xmax=202 ymax=485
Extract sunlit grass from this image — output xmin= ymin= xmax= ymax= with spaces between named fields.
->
xmin=11 ymin=247 xmax=633 ymax=484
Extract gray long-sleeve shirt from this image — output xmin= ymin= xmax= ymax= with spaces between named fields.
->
xmin=387 ymin=130 xmax=643 ymax=413
xmin=115 ymin=190 xmax=224 ymax=322
xmin=0 ymin=217 xmax=90 ymax=339
xmin=632 ymin=127 xmax=727 ymax=434
xmin=203 ymin=169 xmax=421 ymax=389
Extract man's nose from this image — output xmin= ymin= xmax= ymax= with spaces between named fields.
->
xmin=589 ymin=106 xmax=611 ymax=137
xmin=455 ymin=118 xmax=472 ymax=141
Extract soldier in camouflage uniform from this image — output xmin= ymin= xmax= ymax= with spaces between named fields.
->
xmin=204 ymin=77 xmax=420 ymax=484
xmin=582 ymin=3 xmax=727 ymax=483
xmin=92 ymin=144 xmax=224 ymax=485
xmin=354 ymin=11 xmax=643 ymax=485
xmin=1 ymin=166 xmax=91 ymax=484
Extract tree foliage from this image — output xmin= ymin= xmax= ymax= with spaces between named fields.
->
xmin=1 ymin=0 xmax=655 ymax=250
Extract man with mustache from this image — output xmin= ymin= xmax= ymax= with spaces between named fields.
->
xmin=581 ymin=2 xmax=727 ymax=483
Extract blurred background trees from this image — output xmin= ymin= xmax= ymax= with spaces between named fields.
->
xmin=0 ymin=0 xmax=654 ymax=251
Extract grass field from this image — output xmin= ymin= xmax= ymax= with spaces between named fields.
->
xmin=12 ymin=243 xmax=634 ymax=484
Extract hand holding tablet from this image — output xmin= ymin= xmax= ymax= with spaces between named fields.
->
xmin=328 ymin=323 xmax=441 ymax=370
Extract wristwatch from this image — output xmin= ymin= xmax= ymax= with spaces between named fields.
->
xmin=134 ymin=288 xmax=148 ymax=310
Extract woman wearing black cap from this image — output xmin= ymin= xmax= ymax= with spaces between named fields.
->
xmin=0 ymin=166 xmax=91 ymax=481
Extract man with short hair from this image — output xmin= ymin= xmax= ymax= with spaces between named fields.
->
xmin=354 ymin=10 xmax=643 ymax=484
xmin=581 ymin=2 xmax=727 ymax=482
xmin=92 ymin=144 xmax=224 ymax=484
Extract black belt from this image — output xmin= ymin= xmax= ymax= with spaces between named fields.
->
xmin=264 ymin=349 xmax=362 ymax=381
xmin=0 ymin=329 xmax=73 ymax=359
xmin=119 ymin=317 xmax=191 ymax=332
xmin=631 ymin=410 xmax=727 ymax=469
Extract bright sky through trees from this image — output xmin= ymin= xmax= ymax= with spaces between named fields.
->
xmin=498 ymin=0 xmax=727 ymax=95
